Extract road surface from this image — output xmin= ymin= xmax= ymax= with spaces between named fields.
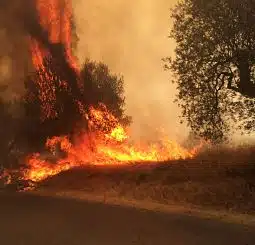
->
xmin=0 ymin=192 xmax=254 ymax=245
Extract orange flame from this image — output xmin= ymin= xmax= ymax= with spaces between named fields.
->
xmin=22 ymin=105 xmax=202 ymax=182
xmin=33 ymin=0 xmax=78 ymax=71
xmin=29 ymin=0 xmax=80 ymax=121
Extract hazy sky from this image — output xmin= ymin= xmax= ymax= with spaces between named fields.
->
xmin=73 ymin=0 xmax=188 ymax=141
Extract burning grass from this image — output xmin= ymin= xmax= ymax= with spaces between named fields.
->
xmin=28 ymin=145 xmax=255 ymax=215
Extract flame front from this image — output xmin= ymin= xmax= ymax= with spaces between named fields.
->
xmin=16 ymin=0 xmax=202 ymax=183
xmin=23 ymin=105 xmax=201 ymax=182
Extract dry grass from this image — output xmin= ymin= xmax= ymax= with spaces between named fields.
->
xmin=36 ymin=145 xmax=255 ymax=214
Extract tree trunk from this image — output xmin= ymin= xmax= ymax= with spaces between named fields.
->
xmin=237 ymin=51 xmax=255 ymax=98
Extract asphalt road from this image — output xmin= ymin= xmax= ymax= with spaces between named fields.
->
xmin=0 ymin=193 xmax=254 ymax=245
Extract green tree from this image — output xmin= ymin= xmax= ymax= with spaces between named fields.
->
xmin=165 ymin=0 xmax=255 ymax=143
xmin=80 ymin=60 xmax=132 ymax=126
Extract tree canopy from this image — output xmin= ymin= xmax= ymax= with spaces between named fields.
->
xmin=81 ymin=60 xmax=131 ymax=126
xmin=165 ymin=0 xmax=255 ymax=143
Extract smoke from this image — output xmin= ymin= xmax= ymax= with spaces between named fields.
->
xmin=0 ymin=0 xmax=32 ymax=100
xmin=72 ymin=0 xmax=188 ymax=141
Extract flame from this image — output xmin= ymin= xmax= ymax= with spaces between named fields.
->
xmin=1 ymin=0 xmax=203 ymax=185
xmin=22 ymin=104 xmax=202 ymax=182
xmin=29 ymin=0 xmax=80 ymax=121
xmin=107 ymin=126 xmax=128 ymax=142
xmin=33 ymin=0 xmax=78 ymax=71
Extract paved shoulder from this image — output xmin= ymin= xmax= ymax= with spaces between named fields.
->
xmin=0 ymin=193 xmax=254 ymax=245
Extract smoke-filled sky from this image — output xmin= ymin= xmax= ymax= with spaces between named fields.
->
xmin=72 ymin=0 xmax=188 ymax=141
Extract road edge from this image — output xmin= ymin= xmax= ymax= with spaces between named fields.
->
xmin=29 ymin=190 xmax=255 ymax=227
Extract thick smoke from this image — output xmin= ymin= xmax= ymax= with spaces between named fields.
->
xmin=72 ymin=0 xmax=188 ymax=141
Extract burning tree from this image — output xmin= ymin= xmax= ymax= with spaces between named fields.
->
xmin=23 ymin=57 xmax=131 ymax=150
xmin=23 ymin=56 xmax=82 ymax=149
xmin=18 ymin=0 xmax=130 ymax=152
xmin=165 ymin=0 xmax=255 ymax=143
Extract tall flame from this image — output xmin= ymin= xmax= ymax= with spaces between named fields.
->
xmin=29 ymin=0 xmax=80 ymax=120
xmin=32 ymin=0 xmax=78 ymax=71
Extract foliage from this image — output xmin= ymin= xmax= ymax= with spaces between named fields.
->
xmin=80 ymin=60 xmax=132 ymax=126
xmin=165 ymin=0 xmax=255 ymax=143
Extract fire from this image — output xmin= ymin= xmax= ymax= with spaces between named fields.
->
xmin=1 ymin=0 xmax=203 ymax=185
xmin=29 ymin=0 xmax=80 ymax=121
xmin=33 ymin=0 xmax=78 ymax=71
xmin=107 ymin=126 xmax=128 ymax=142
xmin=22 ymin=104 xmax=201 ymax=182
